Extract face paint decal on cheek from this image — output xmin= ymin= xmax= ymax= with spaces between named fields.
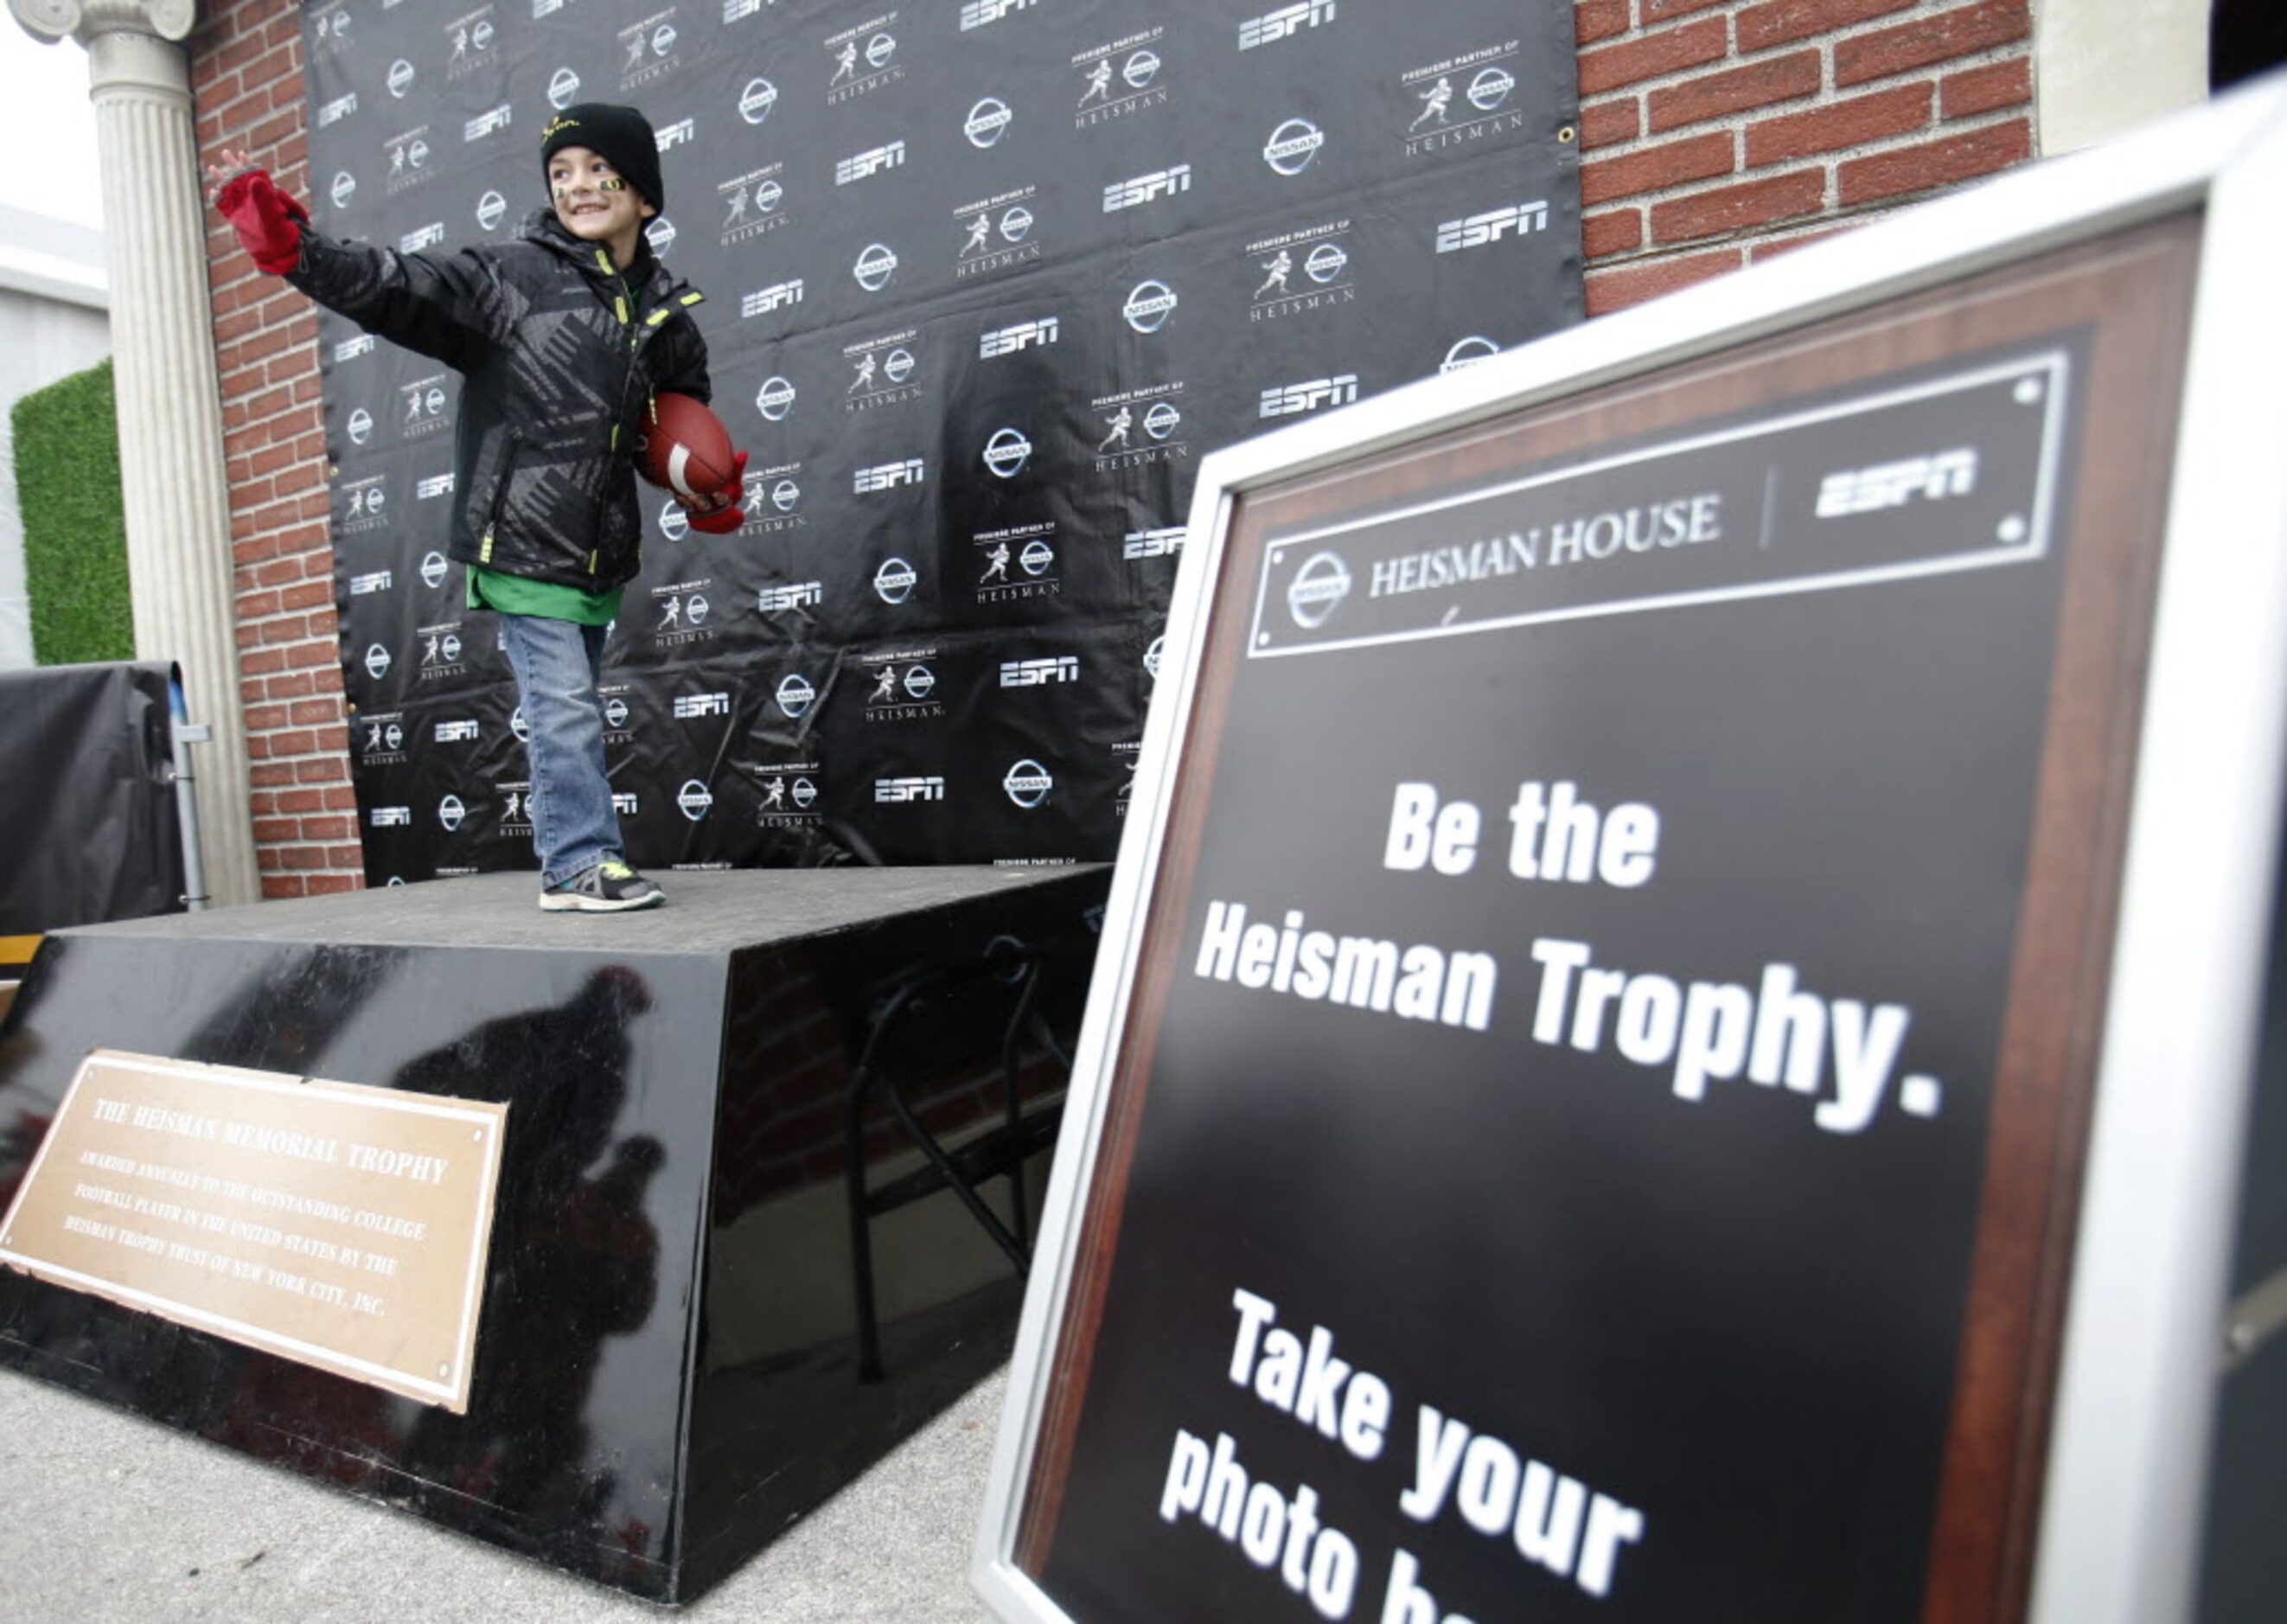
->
xmin=598 ymin=176 xmax=627 ymax=192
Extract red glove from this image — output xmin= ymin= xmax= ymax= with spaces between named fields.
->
xmin=683 ymin=451 xmax=747 ymax=534
xmin=214 ymin=168 xmax=309 ymax=274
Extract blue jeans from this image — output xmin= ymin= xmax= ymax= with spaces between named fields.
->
xmin=497 ymin=611 xmax=622 ymax=888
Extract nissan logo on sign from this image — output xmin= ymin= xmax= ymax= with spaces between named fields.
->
xmin=983 ymin=428 xmax=1033 ymax=478
xmin=1003 ymin=759 xmax=1053 ymax=809
xmin=1123 ymin=279 xmax=1178 ymax=334
xmin=739 ymin=77 xmax=779 ymax=124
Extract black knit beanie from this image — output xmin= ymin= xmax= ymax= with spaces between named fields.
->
xmin=540 ymin=104 xmax=664 ymax=212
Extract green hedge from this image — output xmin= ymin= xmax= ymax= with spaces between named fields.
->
xmin=14 ymin=358 xmax=131 ymax=665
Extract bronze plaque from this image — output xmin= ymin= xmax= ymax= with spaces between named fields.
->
xmin=0 ymin=1049 xmax=508 ymax=1410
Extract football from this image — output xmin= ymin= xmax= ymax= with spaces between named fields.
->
xmin=634 ymin=392 xmax=737 ymax=501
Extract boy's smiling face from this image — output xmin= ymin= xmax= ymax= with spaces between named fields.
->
xmin=547 ymin=144 xmax=653 ymax=265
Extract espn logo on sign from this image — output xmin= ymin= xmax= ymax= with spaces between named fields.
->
xmin=855 ymin=458 xmax=925 ymax=493
xmin=674 ymin=693 xmax=731 ymax=719
xmin=463 ymin=104 xmax=513 ymax=142
xmin=334 ymin=335 xmax=375 ymax=362
xmin=1240 ymin=0 xmax=1336 ymax=48
xmin=318 ymin=92 xmax=359 ymax=126
xmin=1260 ymin=374 xmax=1359 ymax=419
xmin=1815 ymin=450 xmax=1979 ymax=517
xmin=1104 ymin=165 xmax=1191 ymax=213
xmin=1435 ymin=201 xmax=1549 ymax=253
xmin=658 ymin=117 xmax=696 ymax=150
xmin=981 ymin=317 xmax=1059 ymax=358
xmin=759 ymin=581 xmax=822 ymax=611
xmin=1000 ymin=656 xmax=1079 ymax=687
xmin=348 ymin=571 xmax=393 ymax=595
xmin=742 ymin=278 xmax=805 ymax=318
xmin=416 ymin=472 xmax=456 ymax=499
xmin=835 ymin=140 xmax=906 ymax=185
xmin=434 ymin=719 xmax=479 ymax=743
xmin=959 ymin=0 xmax=1033 ymax=29
xmin=371 ymin=806 xmax=412 ymax=828
xmin=875 ymin=777 xmax=947 ymax=802
xmin=1124 ymin=526 xmax=1185 ymax=559
xmin=399 ymin=221 xmax=444 ymax=253
xmin=613 ymin=792 xmax=641 ymax=815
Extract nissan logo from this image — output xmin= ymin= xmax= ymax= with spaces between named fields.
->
xmin=659 ymin=502 xmax=689 ymax=540
xmin=965 ymin=97 xmax=1012 ymax=147
xmin=1145 ymin=636 xmax=1165 ymax=681
xmin=1467 ymin=66 xmax=1517 ymax=112
xmin=438 ymin=795 xmax=466 ymax=831
xmin=776 ymin=674 xmax=815 ymax=718
xmin=756 ymin=178 xmax=783 ymax=212
xmin=739 ymin=77 xmax=779 ymax=123
xmin=1020 ymin=539 xmax=1055 ymax=576
xmin=677 ymin=779 xmax=713 ymax=822
xmin=1123 ymin=278 xmax=1177 ymax=333
xmin=1264 ymin=118 xmax=1325 ymax=176
xmin=476 ymin=189 xmax=508 ymax=230
xmin=854 ymin=242 xmax=898 ymax=291
xmin=904 ymin=664 xmax=936 ymax=699
xmin=331 ymin=170 xmax=357 ymax=208
xmin=883 ymin=348 xmax=916 ymax=383
xmin=1000 ymin=205 xmax=1033 ymax=243
xmin=547 ymin=67 xmax=580 ymax=109
xmin=687 ymin=594 xmax=710 ymax=625
xmin=874 ymin=557 xmax=918 ymax=604
xmin=1306 ymin=242 xmax=1348 ymax=283
xmin=652 ymin=23 xmax=677 ymax=55
xmin=1441 ymin=336 xmax=1500 ymax=374
xmin=1286 ymin=551 xmax=1352 ymax=629
xmin=420 ymin=551 xmax=449 ymax=588
xmin=1003 ymin=759 xmax=1052 ymax=809
xmin=386 ymin=60 xmax=414 ymax=99
xmin=771 ymin=478 xmax=801 ymax=512
xmin=757 ymin=375 xmax=796 ymax=420
xmin=604 ymin=698 xmax=629 ymax=728
xmin=866 ymin=31 xmax=896 ymax=67
xmin=1144 ymin=402 xmax=1181 ymax=440
xmin=364 ymin=643 xmax=391 ymax=679
xmin=512 ymin=706 xmax=530 ymax=741
xmin=983 ymin=427 xmax=1032 ymax=478
xmin=793 ymin=777 xmax=817 ymax=808
xmin=347 ymin=407 xmax=373 ymax=444
xmin=645 ymin=218 xmax=676 ymax=255
xmin=1123 ymin=48 xmax=1160 ymax=89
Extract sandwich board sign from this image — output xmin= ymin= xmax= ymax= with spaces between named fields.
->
xmin=974 ymin=80 xmax=2287 ymax=1624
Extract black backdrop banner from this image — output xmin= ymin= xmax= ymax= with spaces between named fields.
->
xmin=296 ymin=0 xmax=1583 ymax=878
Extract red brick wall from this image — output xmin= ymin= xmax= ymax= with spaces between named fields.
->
xmin=1575 ymin=0 xmax=2035 ymax=313
xmin=185 ymin=1 xmax=2039 ymax=898
xmin=191 ymin=0 xmax=359 ymax=900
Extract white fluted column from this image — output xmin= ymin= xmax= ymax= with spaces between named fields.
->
xmin=11 ymin=0 xmax=257 ymax=908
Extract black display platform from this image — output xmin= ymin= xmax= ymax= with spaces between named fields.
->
xmin=0 ymin=866 xmax=1107 ymax=1602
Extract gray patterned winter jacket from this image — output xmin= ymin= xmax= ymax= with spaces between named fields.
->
xmin=290 ymin=208 xmax=710 ymax=591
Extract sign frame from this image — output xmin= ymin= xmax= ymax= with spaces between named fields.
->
xmin=974 ymin=80 xmax=2287 ymax=1624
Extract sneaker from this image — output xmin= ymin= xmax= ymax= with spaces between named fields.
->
xmin=540 ymin=858 xmax=665 ymax=913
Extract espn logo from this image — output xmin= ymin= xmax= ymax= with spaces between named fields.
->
xmin=854 ymin=458 xmax=925 ymax=493
xmin=835 ymin=140 xmax=906 ymax=185
xmin=1816 ymin=450 xmax=1979 ymax=517
xmin=399 ymin=222 xmax=444 ymax=253
xmin=348 ymin=571 xmax=393 ymax=595
xmin=1260 ymin=374 xmax=1359 ymax=419
xmin=959 ymin=0 xmax=1034 ymax=29
xmin=980 ymin=317 xmax=1059 ymax=358
xmin=417 ymin=473 xmax=455 ymax=499
xmin=370 ymin=807 xmax=412 ymax=828
xmin=875 ymin=777 xmax=947 ymax=802
xmin=658 ymin=117 xmax=696 ymax=150
xmin=1435 ymin=201 xmax=1549 ymax=253
xmin=463 ymin=104 xmax=513 ymax=142
xmin=613 ymin=792 xmax=641 ymax=815
xmin=742 ymin=278 xmax=805 ymax=318
xmin=1124 ymin=526 xmax=1185 ymax=559
xmin=434 ymin=719 xmax=479 ymax=743
xmin=318 ymin=92 xmax=359 ymax=126
xmin=1104 ymin=165 xmax=1191 ymax=213
xmin=674 ymin=693 xmax=731 ymax=719
xmin=1001 ymin=656 xmax=1079 ymax=687
xmin=1240 ymin=0 xmax=1336 ymax=48
xmin=334 ymin=335 xmax=375 ymax=361
xmin=759 ymin=581 xmax=822 ymax=611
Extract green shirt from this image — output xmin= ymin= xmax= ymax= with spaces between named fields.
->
xmin=466 ymin=564 xmax=622 ymax=626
